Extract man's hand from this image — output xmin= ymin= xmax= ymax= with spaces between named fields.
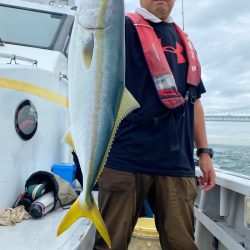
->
xmin=198 ymin=153 xmax=216 ymax=191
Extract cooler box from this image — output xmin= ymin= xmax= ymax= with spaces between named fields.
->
xmin=51 ymin=163 xmax=76 ymax=188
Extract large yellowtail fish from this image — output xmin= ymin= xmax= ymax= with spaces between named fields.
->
xmin=57 ymin=0 xmax=139 ymax=247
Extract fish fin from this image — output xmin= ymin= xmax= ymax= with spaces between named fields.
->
xmin=116 ymin=87 xmax=140 ymax=121
xmin=82 ymin=33 xmax=94 ymax=68
xmin=96 ymin=88 xmax=140 ymax=181
xmin=57 ymin=196 xmax=111 ymax=248
xmin=62 ymin=129 xmax=76 ymax=152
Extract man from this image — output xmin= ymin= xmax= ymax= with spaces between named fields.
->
xmin=94 ymin=0 xmax=215 ymax=249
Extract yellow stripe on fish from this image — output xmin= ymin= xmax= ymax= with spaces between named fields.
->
xmin=57 ymin=0 xmax=140 ymax=248
xmin=57 ymin=87 xmax=140 ymax=248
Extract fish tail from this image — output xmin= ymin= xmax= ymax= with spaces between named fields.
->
xmin=57 ymin=196 xmax=111 ymax=248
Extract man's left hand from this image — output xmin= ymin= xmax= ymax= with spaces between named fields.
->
xmin=198 ymin=154 xmax=216 ymax=192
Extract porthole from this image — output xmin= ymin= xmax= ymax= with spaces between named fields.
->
xmin=15 ymin=100 xmax=38 ymax=141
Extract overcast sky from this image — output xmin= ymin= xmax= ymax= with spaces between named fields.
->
xmin=125 ymin=0 xmax=250 ymax=113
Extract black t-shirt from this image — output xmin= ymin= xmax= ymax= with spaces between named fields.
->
xmin=105 ymin=17 xmax=205 ymax=177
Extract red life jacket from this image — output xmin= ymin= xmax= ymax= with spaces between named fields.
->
xmin=126 ymin=13 xmax=201 ymax=109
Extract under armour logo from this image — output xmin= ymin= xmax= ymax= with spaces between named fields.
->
xmin=162 ymin=41 xmax=186 ymax=64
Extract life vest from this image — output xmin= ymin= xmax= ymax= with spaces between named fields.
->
xmin=126 ymin=13 xmax=201 ymax=109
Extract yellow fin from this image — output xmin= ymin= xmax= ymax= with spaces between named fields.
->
xmin=57 ymin=196 xmax=111 ymax=248
xmin=96 ymin=87 xmax=140 ymax=181
xmin=82 ymin=33 xmax=94 ymax=68
xmin=63 ymin=129 xmax=76 ymax=152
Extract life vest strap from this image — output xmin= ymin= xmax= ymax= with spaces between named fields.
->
xmin=126 ymin=13 xmax=201 ymax=109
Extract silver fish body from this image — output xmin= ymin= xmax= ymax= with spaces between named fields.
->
xmin=57 ymin=0 xmax=139 ymax=247
xmin=69 ymin=0 xmax=125 ymax=206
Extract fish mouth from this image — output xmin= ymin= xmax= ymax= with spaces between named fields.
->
xmin=79 ymin=22 xmax=111 ymax=31
xmin=81 ymin=26 xmax=106 ymax=30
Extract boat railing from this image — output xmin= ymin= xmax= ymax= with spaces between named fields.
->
xmin=0 ymin=53 xmax=38 ymax=67
xmin=196 ymin=167 xmax=250 ymax=196
xmin=195 ymin=167 xmax=250 ymax=249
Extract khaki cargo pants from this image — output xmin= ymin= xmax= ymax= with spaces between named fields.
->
xmin=93 ymin=167 xmax=198 ymax=250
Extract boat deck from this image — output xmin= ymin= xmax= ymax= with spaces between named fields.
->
xmin=0 ymin=206 xmax=95 ymax=250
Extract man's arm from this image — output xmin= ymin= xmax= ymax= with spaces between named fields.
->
xmin=194 ymin=99 xmax=216 ymax=191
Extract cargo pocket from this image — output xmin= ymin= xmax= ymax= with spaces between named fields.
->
xmin=174 ymin=177 xmax=197 ymax=202
xmin=99 ymin=167 xmax=135 ymax=196
xmin=97 ymin=168 xmax=136 ymax=237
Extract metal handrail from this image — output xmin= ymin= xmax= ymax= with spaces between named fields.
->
xmin=0 ymin=53 xmax=37 ymax=66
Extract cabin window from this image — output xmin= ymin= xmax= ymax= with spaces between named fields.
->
xmin=0 ymin=5 xmax=65 ymax=49
xmin=15 ymin=100 xmax=38 ymax=141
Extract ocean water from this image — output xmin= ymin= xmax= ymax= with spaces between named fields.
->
xmin=205 ymin=121 xmax=250 ymax=176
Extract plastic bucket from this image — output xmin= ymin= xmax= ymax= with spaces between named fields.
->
xmin=128 ymin=217 xmax=161 ymax=250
